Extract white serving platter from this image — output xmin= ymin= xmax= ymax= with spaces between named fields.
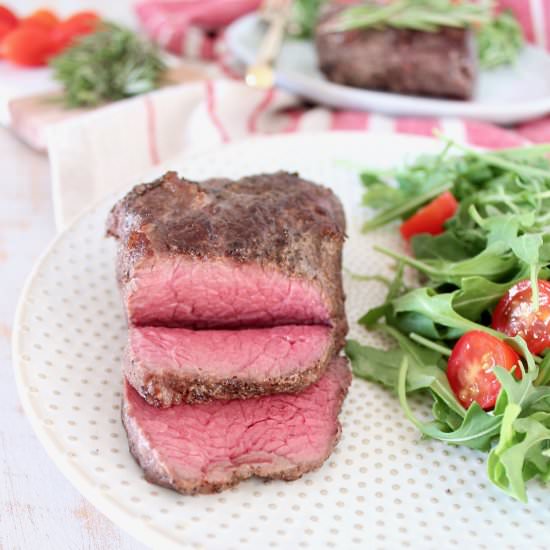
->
xmin=226 ymin=14 xmax=550 ymax=125
xmin=13 ymin=133 xmax=550 ymax=549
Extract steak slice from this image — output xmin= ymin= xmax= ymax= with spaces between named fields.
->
xmin=125 ymin=325 xmax=338 ymax=406
xmin=315 ymin=6 xmax=476 ymax=99
xmin=122 ymin=357 xmax=351 ymax=495
xmin=107 ymin=171 xmax=347 ymax=343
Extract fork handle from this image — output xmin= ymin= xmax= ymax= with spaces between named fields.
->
xmin=255 ymin=12 xmax=287 ymax=67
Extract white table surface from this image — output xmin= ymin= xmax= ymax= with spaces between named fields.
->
xmin=0 ymin=126 xmax=145 ymax=549
xmin=0 ymin=2 xmax=143 ymax=547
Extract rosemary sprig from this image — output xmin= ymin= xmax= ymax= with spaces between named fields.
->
xmin=319 ymin=0 xmax=494 ymax=34
xmin=50 ymin=22 xmax=166 ymax=108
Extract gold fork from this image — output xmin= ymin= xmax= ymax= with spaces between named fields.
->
xmin=245 ymin=0 xmax=292 ymax=89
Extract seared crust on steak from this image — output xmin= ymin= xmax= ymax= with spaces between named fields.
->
xmin=122 ymin=358 xmax=351 ymax=494
xmin=107 ymin=171 xmax=346 ymax=265
xmin=126 ymin=359 xmax=330 ymax=407
xmin=107 ymin=171 xmax=347 ymax=340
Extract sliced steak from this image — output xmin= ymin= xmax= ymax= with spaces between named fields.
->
xmin=107 ymin=171 xmax=347 ymax=343
xmin=125 ymin=325 xmax=338 ymax=406
xmin=122 ymin=357 xmax=351 ymax=494
xmin=315 ymin=7 xmax=476 ymax=99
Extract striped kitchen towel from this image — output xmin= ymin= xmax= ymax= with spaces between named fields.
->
xmin=46 ymin=79 xmax=529 ymax=230
xmin=135 ymin=0 xmax=261 ymax=59
xmin=46 ymin=1 xmax=550 ymax=228
xmin=136 ymin=0 xmax=550 ymax=58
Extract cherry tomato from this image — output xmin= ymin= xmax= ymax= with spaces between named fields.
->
xmin=50 ymin=11 xmax=100 ymax=55
xmin=0 ymin=5 xmax=18 ymax=46
xmin=22 ymin=8 xmax=58 ymax=29
xmin=0 ymin=4 xmax=19 ymax=29
xmin=447 ymin=330 xmax=521 ymax=410
xmin=0 ymin=5 xmax=18 ymax=28
xmin=1 ymin=26 xmax=51 ymax=66
xmin=400 ymin=191 xmax=458 ymax=241
xmin=0 ymin=19 xmax=14 ymax=43
xmin=491 ymin=279 xmax=550 ymax=355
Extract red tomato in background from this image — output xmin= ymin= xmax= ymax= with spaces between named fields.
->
xmin=0 ymin=19 xmax=14 ymax=42
xmin=400 ymin=191 xmax=458 ymax=241
xmin=447 ymin=330 xmax=521 ymax=410
xmin=491 ymin=279 xmax=550 ymax=355
xmin=0 ymin=26 xmax=51 ymax=66
xmin=0 ymin=5 xmax=18 ymax=44
xmin=21 ymin=8 xmax=58 ymax=29
xmin=50 ymin=11 xmax=99 ymax=55
xmin=0 ymin=5 xmax=18 ymax=27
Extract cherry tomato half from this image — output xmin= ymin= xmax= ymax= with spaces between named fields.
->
xmin=50 ymin=11 xmax=100 ymax=55
xmin=491 ymin=279 xmax=550 ymax=355
xmin=0 ymin=26 xmax=51 ymax=66
xmin=447 ymin=330 xmax=521 ymax=410
xmin=400 ymin=191 xmax=458 ymax=241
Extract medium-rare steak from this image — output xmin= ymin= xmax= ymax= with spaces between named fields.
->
xmin=315 ymin=8 xmax=476 ymax=99
xmin=122 ymin=357 xmax=351 ymax=494
xmin=125 ymin=324 xmax=338 ymax=406
xmin=107 ymin=171 xmax=347 ymax=343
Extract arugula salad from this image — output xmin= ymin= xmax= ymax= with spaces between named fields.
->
xmin=346 ymin=138 xmax=550 ymax=502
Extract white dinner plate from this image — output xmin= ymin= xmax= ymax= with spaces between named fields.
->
xmin=226 ymin=14 xmax=550 ymax=125
xmin=13 ymin=133 xmax=550 ymax=549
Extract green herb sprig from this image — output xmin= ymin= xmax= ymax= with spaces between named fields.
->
xmin=50 ymin=22 xmax=166 ymax=108
xmin=477 ymin=10 xmax=524 ymax=69
xmin=347 ymin=138 xmax=550 ymax=502
xmin=319 ymin=0 xmax=493 ymax=34
xmin=289 ymin=0 xmax=327 ymax=38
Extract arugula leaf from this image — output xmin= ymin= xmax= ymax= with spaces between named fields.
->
xmin=481 ymin=213 xmax=522 ymax=246
xmin=362 ymin=183 xmax=404 ymax=209
xmin=383 ymin=325 xmax=465 ymax=417
xmin=362 ymin=184 xmax=451 ymax=232
xmin=488 ymin=409 xmax=550 ymax=502
xmin=535 ymin=354 xmax=550 ymax=387
xmin=392 ymin=288 xmax=501 ymax=338
xmin=376 ymin=242 xmax=517 ymax=285
xmin=347 ymin=328 xmax=464 ymax=419
xmin=511 ymin=234 xmax=543 ymax=266
xmin=358 ymin=262 xmax=405 ymax=328
xmin=393 ymin=311 xmax=441 ymax=339
xmin=477 ymin=10 xmax=524 ymax=70
xmin=487 ymin=404 xmax=524 ymax=499
xmin=511 ymin=233 xmax=543 ymax=309
xmin=352 ymin=137 xmax=550 ymax=502
xmin=432 ymin=394 xmax=464 ymax=431
xmin=411 ymin=232 xmax=481 ymax=261
xmin=397 ymin=357 xmax=501 ymax=451
xmin=452 ymin=276 xmax=517 ymax=320
xmin=346 ymin=340 xmax=406 ymax=390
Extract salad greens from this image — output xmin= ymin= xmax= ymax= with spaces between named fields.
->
xmin=289 ymin=0 xmax=327 ymax=38
xmin=347 ymin=139 xmax=550 ymax=501
xmin=477 ymin=10 xmax=524 ymax=70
